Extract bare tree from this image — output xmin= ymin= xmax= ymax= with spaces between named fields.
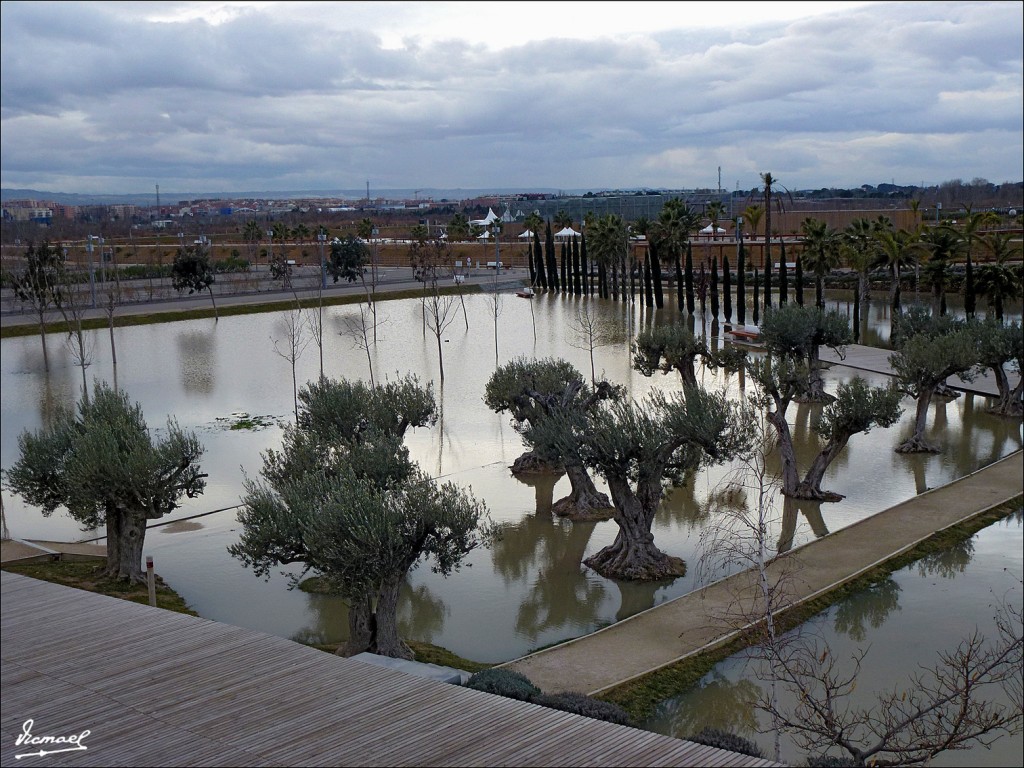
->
xmin=271 ymin=299 xmax=311 ymax=423
xmin=757 ymin=589 xmax=1022 ymax=766
xmin=9 ymin=240 xmax=63 ymax=372
xmin=567 ymin=303 xmax=616 ymax=385
xmin=424 ymin=282 xmax=459 ymax=384
xmin=54 ymin=264 xmax=95 ymax=402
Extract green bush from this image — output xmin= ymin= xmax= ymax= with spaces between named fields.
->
xmin=687 ymin=727 xmax=765 ymax=759
xmin=464 ymin=668 xmax=540 ymax=701
xmin=532 ymin=692 xmax=632 ymax=726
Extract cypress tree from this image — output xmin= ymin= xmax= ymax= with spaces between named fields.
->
xmin=581 ymin=234 xmax=590 ymax=296
xmin=764 ymin=251 xmax=772 ymax=312
xmin=561 ymin=241 xmax=569 ymax=292
xmin=650 ymin=242 xmax=664 ymax=309
xmin=779 ymin=241 xmax=788 ymax=305
xmin=545 ymin=221 xmax=559 ymax=292
xmin=534 ymin=230 xmax=547 ymax=289
xmin=643 ymin=257 xmax=654 ymax=307
xmin=795 ymin=253 xmax=805 ymax=306
xmin=610 ymin=260 xmax=619 ymax=301
xmin=964 ymin=252 xmax=976 ymax=318
xmin=674 ymin=244 xmax=684 ymax=313
xmin=699 ymin=263 xmax=707 ymax=318
xmin=737 ymin=242 xmax=746 ymax=325
xmin=752 ymin=268 xmax=760 ymax=325
xmin=527 ymin=235 xmax=537 ymax=286
xmin=572 ymin=236 xmax=581 ymax=295
xmin=722 ymin=254 xmax=733 ymax=323
xmin=852 ymin=286 xmax=861 ymax=343
xmin=710 ymin=257 xmax=720 ymax=319
xmin=685 ymin=243 xmax=695 ymax=314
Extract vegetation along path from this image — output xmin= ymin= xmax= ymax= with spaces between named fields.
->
xmin=503 ymin=451 xmax=1023 ymax=696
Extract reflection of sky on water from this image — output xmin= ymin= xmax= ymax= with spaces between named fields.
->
xmin=1 ymin=293 xmax=1021 ymax=663
xmin=642 ymin=516 xmax=1024 ymax=767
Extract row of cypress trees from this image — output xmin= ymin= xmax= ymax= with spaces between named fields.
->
xmin=527 ymin=222 xmax=818 ymax=327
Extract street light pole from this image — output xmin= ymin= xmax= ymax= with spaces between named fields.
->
xmin=318 ymin=230 xmax=327 ymax=289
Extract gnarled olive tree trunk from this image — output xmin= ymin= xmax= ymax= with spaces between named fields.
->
xmin=583 ymin=475 xmax=685 ymax=581
xmin=897 ymin=389 xmax=940 ymax=453
xmin=552 ymin=464 xmax=614 ymax=521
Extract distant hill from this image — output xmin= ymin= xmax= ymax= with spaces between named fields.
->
xmin=1 ymin=187 xmax=572 ymax=206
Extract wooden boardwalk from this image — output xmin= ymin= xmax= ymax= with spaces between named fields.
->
xmin=0 ymin=573 xmax=778 ymax=767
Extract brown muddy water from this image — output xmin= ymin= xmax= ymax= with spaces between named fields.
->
xmin=1 ymin=290 xmax=1020 ymax=667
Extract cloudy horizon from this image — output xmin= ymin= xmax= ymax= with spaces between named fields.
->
xmin=2 ymin=1 xmax=1021 ymax=196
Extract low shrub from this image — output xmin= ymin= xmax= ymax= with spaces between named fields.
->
xmin=464 ymin=668 xmax=540 ymax=701
xmin=532 ymin=691 xmax=632 ymax=726
xmin=687 ymin=727 xmax=765 ymax=759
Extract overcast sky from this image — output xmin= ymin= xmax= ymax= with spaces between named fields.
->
xmin=2 ymin=1 xmax=1021 ymax=195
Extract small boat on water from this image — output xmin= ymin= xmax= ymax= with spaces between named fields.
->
xmin=515 ymin=287 xmax=535 ymax=299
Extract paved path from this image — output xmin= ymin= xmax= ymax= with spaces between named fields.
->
xmin=0 ymin=538 xmax=106 ymax=565
xmin=503 ymin=452 xmax=1023 ymax=695
xmin=819 ymin=343 xmax=1018 ymax=399
xmin=0 ymin=267 xmax=530 ymax=330
xmin=0 ymin=572 xmax=778 ymax=767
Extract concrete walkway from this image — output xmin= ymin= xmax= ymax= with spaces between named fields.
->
xmin=504 ymin=451 xmax=1023 ymax=695
xmin=819 ymin=343 xmax=1018 ymax=399
xmin=0 ymin=266 xmax=530 ymax=330
xmin=0 ymin=538 xmax=106 ymax=565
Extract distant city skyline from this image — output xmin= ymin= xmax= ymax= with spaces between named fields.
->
xmin=2 ymin=1 xmax=1021 ymax=196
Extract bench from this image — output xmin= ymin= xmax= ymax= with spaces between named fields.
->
xmin=728 ymin=327 xmax=761 ymax=342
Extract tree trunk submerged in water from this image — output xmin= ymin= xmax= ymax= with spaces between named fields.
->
xmin=510 ymin=450 xmax=564 ymax=476
xmin=897 ymin=389 xmax=940 ymax=453
xmin=583 ymin=477 xmax=686 ymax=581
xmin=552 ymin=464 xmax=614 ymax=521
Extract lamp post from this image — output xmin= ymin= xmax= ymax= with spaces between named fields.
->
xmin=86 ymin=236 xmax=97 ymax=308
xmin=318 ymin=230 xmax=327 ymax=289
xmin=492 ymin=221 xmax=501 ymax=274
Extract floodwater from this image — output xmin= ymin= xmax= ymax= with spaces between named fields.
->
xmin=642 ymin=513 xmax=1024 ymax=767
xmin=1 ymin=289 xmax=1020 ymax=665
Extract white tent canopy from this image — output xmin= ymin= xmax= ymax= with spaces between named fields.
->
xmin=700 ymin=224 xmax=728 ymax=234
xmin=554 ymin=226 xmax=581 ymax=238
xmin=476 ymin=230 xmax=491 ymax=240
xmin=470 ymin=208 xmax=499 ymax=226
xmin=517 ymin=229 xmax=534 ymax=239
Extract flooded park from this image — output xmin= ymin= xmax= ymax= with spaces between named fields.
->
xmin=1 ymin=286 xmax=1021 ymax=760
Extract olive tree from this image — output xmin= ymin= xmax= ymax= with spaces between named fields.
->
xmin=633 ymin=322 xmax=743 ymax=389
xmin=971 ymin=317 xmax=1023 ymax=418
xmin=233 ymin=438 xmax=485 ymax=659
xmin=5 ymin=382 xmax=206 ymax=582
xmin=171 ymin=244 xmax=218 ymax=318
xmin=229 ymin=375 xmax=484 ymax=659
xmin=485 ymin=357 xmax=620 ymax=520
xmin=760 ymin=303 xmax=851 ymax=402
xmin=530 ymin=386 xmax=753 ymax=580
xmin=890 ymin=325 xmax=979 ymax=453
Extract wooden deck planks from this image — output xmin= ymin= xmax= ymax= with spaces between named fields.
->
xmin=1 ymin=573 xmax=780 ymax=767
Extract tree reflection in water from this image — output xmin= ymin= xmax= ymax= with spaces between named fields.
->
xmin=916 ymin=537 xmax=975 ymax=579
xmin=176 ymin=325 xmax=217 ymax=394
xmin=290 ymin=579 xmax=449 ymax=648
xmin=832 ymin=577 xmax=902 ymax=643
xmin=777 ymin=497 xmax=830 ymax=554
xmin=647 ymin=668 xmax=760 ymax=740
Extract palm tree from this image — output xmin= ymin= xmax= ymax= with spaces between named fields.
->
xmin=743 ymin=204 xmax=765 ymax=240
xmin=843 ymin=218 xmax=878 ymax=304
xmin=976 ymin=232 xmax=1023 ymax=321
xmin=753 ymin=173 xmax=792 ymax=273
xmin=588 ymin=214 xmax=629 ymax=300
xmin=447 ymin=213 xmax=470 ymax=242
xmin=920 ymin=225 xmax=966 ymax=316
xmin=242 ymin=219 xmax=263 ymax=262
xmin=799 ymin=218 xmax=842 ymax=309
xmin=874 ymin=228 xmax=926 ymax=312
xmin=705 ymin=201 xmax=727 ymax=241
xmin=553 ymin=210 xmax=573 ymax=230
